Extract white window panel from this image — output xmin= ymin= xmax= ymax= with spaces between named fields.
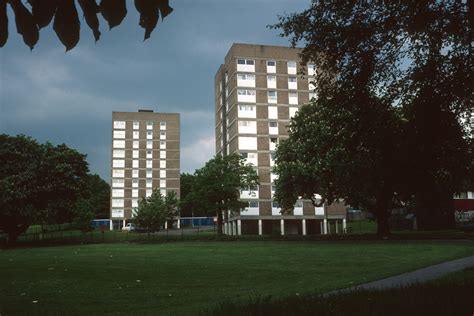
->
xmin=307 ymin=63 xmax=315 ymax=76
xmin=132 ymin=179 xmax=139 ymax=188
xmin=267 ymin=75 xmax=276 ymax=89
xmin=160 ymin=132 xmax=166 ymax=140
xmin=160 ymin=189 xmax=167 ymax=196
xmin=146 ymin=160 xmax=153 ymax=168
xmin=237 ymin=89 xmax=256 ymax=103
xmin=309 ymin=92 xmax=317 ymax=100
xmin=238 ymin=105 xmax=256 ymax=118
xmin=132 ymin=160 xmax=139 ymax=168
xmin=289 ymin=92 xmax=298 ymax=105
xmin=113 ymin=150 xmax=125 ymax=158
xmin=269 ymin=121 xmax=278 ymax=135
xmin=238 ymin=120 xmax=257 ymax=134
xmin=147 ymin=122 xmax=153 ymax=130
xmin=266 ymin=60 xmax=276 ymax=73
xmin=160 ymin=141 xmax=166 ymax=149
xmin=146 ymin=150 xmax=153 ymax=159
xmin=315 ymin=206 xmax=324 ymax=215
xmin=132 ymin=189 xmax=138 ymax=197
xmin=309 ymin=79 xmax=316 ymax=91
xmin=160 ymin=151 xmax=166 ymax=159
xmin=289 ymin=107 xmax=299 ymax=119
xmin=112 ymin=189 xmax=124 ymax=198
xmin=237 ymin=74 xmax=256 ymax=87
xmin=147 ymin=131 xmax=153 ymax=140
xmin=146 ymin=141 xmax=153 ymax=149
xmin=112 ymin=199 xmax=124 ymax=207
xmin=132 ymin=169 xmax=139 ymax=178
xmin=146 ymin=170 xmax=152 ymax=178
xmin=272 ymin=201 xmax=281 ymax=216
xmin=146 ymin=179 xmax=152 ymax=188
xmin=236 ymin=59 xmax=255 ymax=72
xmin=112 ymin=179 xmax=124 ymax=188
xmin=267 ymin=90 xmax=277 ymax=104
xmin=133 ymin=131 xmax=139 ymax=139
xmin=160 ymin=170 xmax=166 ymax=178
xmin=113 ymin=130 xmax=125 ymax=139
xmin=160 ymin=122 xmax=166 ymax=130
xmin=288 ymin=76 xmax=298 ymax=90
xmin=241 ymin=152 xmax=258 ymax=166
xmin=133 ymin=150 xmax=139 ymax=158
xmin=238 ymin=137 xmax=257 ymax=150
xmin=113 ymin=140 xmax=125 ymax=149
xmin=113 ymin=121 xmax=126 ymax=129
xmin=133 ymin=121 xmax=140 ymax=130
xmin=270 ymin=152 xmax=276 ymax=167
xmin=240 ymin=188 xmax=259 ymax=199
xmin=271 ymin=173 xmax=279 ymax=183
xmin=112 ymin=169 xmax=124 ymax=178
xmin=132 ymin=199 xmax=138 ymax=208
xmin=160 ymin=160 xmax=166 ymax=168
xmin=287 ymin=61 xmax=297 ymax=75
xmin=268 ymin=106 xmax=278 ymax=119
xmin=133 ymin=141 xmax=139 ymax=149
xmin=111 ymin=209 xmax=124 ymax=218
xmin=270 ymin=138 xmax=278 ymax=151
xmin=113 ymin=159 xmax=125 ymax=168
xmin=146 ymin=189 xmax=152 ymax=197
xmin=160 ymin=179 xmax=166 ymax=188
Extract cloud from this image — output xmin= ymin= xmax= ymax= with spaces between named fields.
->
xmin=181 ymin=135 xmax=215 ymax=173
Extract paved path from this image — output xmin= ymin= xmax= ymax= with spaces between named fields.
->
xmin=325 ymin=255 xmax=474 ymax=295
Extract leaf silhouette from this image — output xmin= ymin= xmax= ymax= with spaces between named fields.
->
xmin=157 ymin=0 xmax=173 ymax=19
xmin=135 ymin=0 xmax=159 ymax=41
xmin=53 ymin=0 xmax=80 ymax=51
xmin=9 ymin=0 xmax=38 ymax=50
xmin=0 ymin=0 xmax=7 ymax=47
xmin=27 ymin=0 xmax=59 ymax=29
xmin=100 ymin=0 xmax=126 ymax=30
xmin=78 ymin=0 xmax=101 ymax=42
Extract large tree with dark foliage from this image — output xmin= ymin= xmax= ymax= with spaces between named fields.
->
xmin=83 ymin=174 xmax=110 ymax=219
xmin=0 ymin=134 xmax=89 ymax=244
xmin=272 ymin=1 xmax=473 ymax=230
xmin=0 ymin=0 xmax=173 ymax=50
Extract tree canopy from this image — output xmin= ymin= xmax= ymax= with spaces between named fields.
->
xmin=0 ymin=0 xmax=173 ymax=50
xmin=0 ymin=134 xmax=89 ymax=244
xmin=272 ymin=1 xmax=473 ymax=230
xmin=192 ymin=154 xmax=259 ymax=235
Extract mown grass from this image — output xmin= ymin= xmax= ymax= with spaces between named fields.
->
xmin=1 ymin=241 xmax=473 ymax=315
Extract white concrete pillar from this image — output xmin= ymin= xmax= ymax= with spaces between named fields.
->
xmin=237 ymin=219 xmax=242 ymax=236
xmin=320 ymin=221 xmax=323 ymax=235
xmin=122 ymin=219 xmax=126 ymax=229
xmin=165 ymin=221 xmax=168 ymax=230
xmin=177 ymin=218 xmax=180 ymax=229
xmin=302 ymin=219 xmax=307 ymax=236
xmin=335 ymin=220 xmax=339 ymax=234
xmin=280 ymin=219 xmax=285 ymax=236
xmin=233 ymin=221 xmax=237 ymax=235
xmin=109 ymin=220 xmax=113 ymax=231
xmin=258 ymin=220 xmax=262 ymax=235
xmin=224 ymin=222 xmax=228 ymax=235
xmin=342 ymin=218 xmax=347 ymax=233
xmin=323 ymin=218 xmax=328 ymax=235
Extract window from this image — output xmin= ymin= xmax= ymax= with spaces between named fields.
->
xmin=271 ymin=185 xmax=276 ymax=194
xmin=237 ymin=89 xmax=255 ymax=96
xmin=237 ymin=59 xmax=255 ymax=72
xmin=133 ymin=131 xmax=139 ymax=139
xmin=146 ymin=150 xmax=153 ymax=158
xmin=112 ymin=189 xmax=124 ymax=198
xmin=112 ymin=199 xmax=124 ymax=207
xmin=309 ymin=92 xmax=317 ymax=100
xmin=268 ymin=90 xmax=277 ymax=103
xmin=289 ymin=107 xmax=298 ymax=118
xmin=238 ymin=120 xmax=256 ymax=134
xmin=249 ymin=201 xmax=259 ymax=208
xmin=113 ymin=140 xmax=125 ymax=148
xmin=266 ymin=60 xmax=276 ymax=73
xmin=132 ymin=169 xmax=139 ymax=178
xmin=147 ymin=131 xmax=153 ymax=139
xmin=112 ymin=169 xmax=124 ymax=178
xmin=307 ymin=63 xmax=315 ymax=76
xmin=238 ymin=137 xmax=257 ymax=150
xmin=160 ymin=170 xmax=166 ymax=178
xmin=146 ymin=189 xmax=152 ymax=197
xmin=238 ymin=104 xmax=256 ymax=118
xmin=132 ymin=160 xmax=139 ymax=168
xmin=160 ymin=160 xmax=166 ymax=168
xmin=269 ymin=121 xmax=279 ymax=134
xmin=133 ymin=150 xmax=139 ymax=158
xmin=132 ymin=179 xmax=139 ymax=188
xmin=160 ymin=132 xmax=166 ymax=140
xmin=113 ymin=160 xmax=125 ymax=168
xmin=160 ymin=189 xmax=167 ymax=196
xmin=113 ymin=150 xmax=125 ymax=158
xmin=113 ymin=130 xmax=125 ymax=139
xmin=295 ymin=200 xmax=303 ymax=208
xmin=288 ymin=76 xmax=297 ymax=90
xmin=146 ymin=160 xmax=153 ymax=168
xmin=289 ymin=91 xmax=298 ymax=105
xmin=270 ymin=137 xmax=278 ymax=150
xmin=132 ymin=199 xmax=138 ymax=208
xmin=147 ymin=122 xmax=153 ymax=130
xmin=146 ymin=141 xmax=153 ymax=149
xmin=160 ymin=141 xmax=166 ymax=149
xmin=237 ymin=59 xmax=254 ymax=65
xmin=267 ymin=75 xmax=276 ymax=88
xmin=268 ymin=106 xmax=278 ymax=119
xmin=146 ymin=169 xmax=152 ymax=178
xmin=133 ymin=141 xmax=139 ymax=149
xmin=160 ymin=179 xmax=166 ymax=188
xmin=111 ymin=209 xmax=124 ymax=218
xmin=112 ymin=179 xmax=124 ymax=187
xmin=287 ymin=61 xmax=297 ymax=74
xmin=267 ymin=60 xmax=276 ymax=66
xmin=113 ymin=121 xmax=125 ymax=129
xmin=160 ymin=122 xmax=166 ymax=130
xmin=237 ymin=74 xmax=256 ymax=87
xmin=237 ymin=74 xmax=255 ymax=80
xmin=269 ymin=121 xmax=278 ymax=128
xmin=132 ymin=189 xmax=138 ymax=198
xmin=146 ymin=179 xmax=152 ymax=188
xmin=160 ymin=151 xmax=166 ymax=159
xmin=133 ymin=121 xmax=140 ymax=129
xmin=272 ymin=201 xmax=280 ymax=208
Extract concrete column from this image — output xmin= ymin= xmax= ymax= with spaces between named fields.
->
xmin=233 ymin=221 xmax=237 ymax=235
xmin=280 ymin=219 xmax=285 ymax=236
xmin=165 ymin=221 xmax=168 ymax=230
xmin=320 ymin=221 xmax=323 ymax=235
xmin=237 ymin=219 xmax=242 ymax=236
xmin=342 ymin=218 xmax=347 ymax=233
xmin=302 ymin=219 xmax=307 ymax=236
xmin=177 ymin=218 xmax=180 ymax=229
xmin=229 ymin=222 xmax=233 ymax=235
xmin=122 ymin=219 xmax=126 ymax=229
xmin=109 ymin=220 xmax=113 ymax=231
xmin=323 ymin=218 xmax=328 ymax=235
xmin=224 ymin=222 xmax=228 ymax=235
xmin=335 ymin=220 xmax=339 ymax=234
xmin=328 ymin=220 xmax=331 ymax=234
xmin=258 ymin=220 xmax=262 ymax=235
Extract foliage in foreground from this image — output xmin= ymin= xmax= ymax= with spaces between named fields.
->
xmin=205 ymin=269 xmax=474 ymax=316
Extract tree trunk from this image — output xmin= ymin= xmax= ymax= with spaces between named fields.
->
xmin=7 ymin=231 xmax=20 ymax=246
xmin=373 ymin=191 xmax=392 ymax=237
xmin=376 ymin=210 xmax=390 ymax=236
xmin=416 ymin=190 xmax=455 ymax=230
xmin=217 ymin=209 xmax=223 ymax=235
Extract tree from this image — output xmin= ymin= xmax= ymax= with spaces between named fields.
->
xmin=72 ymin=198 xmax=95 ymax=233
xmin=272 ymin=1 xmax=472 ymax=230
xmin=192 ymin=154 xmax=259 ymax=235
xmin=0 ymin=0 xmax=174 ymax=50
xmin=82 ymin=174 xmax=110 ymax=219
xmin=132 ymin=189 xmax=178 ymax=236
xmin=0 ymin=134 xmax=89 ymax=244
xmin=179 ymin=173 xmax=207 ymax=217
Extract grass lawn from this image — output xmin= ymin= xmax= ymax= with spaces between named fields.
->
xmin=1 ymin=241 xmax=473 ymax=315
